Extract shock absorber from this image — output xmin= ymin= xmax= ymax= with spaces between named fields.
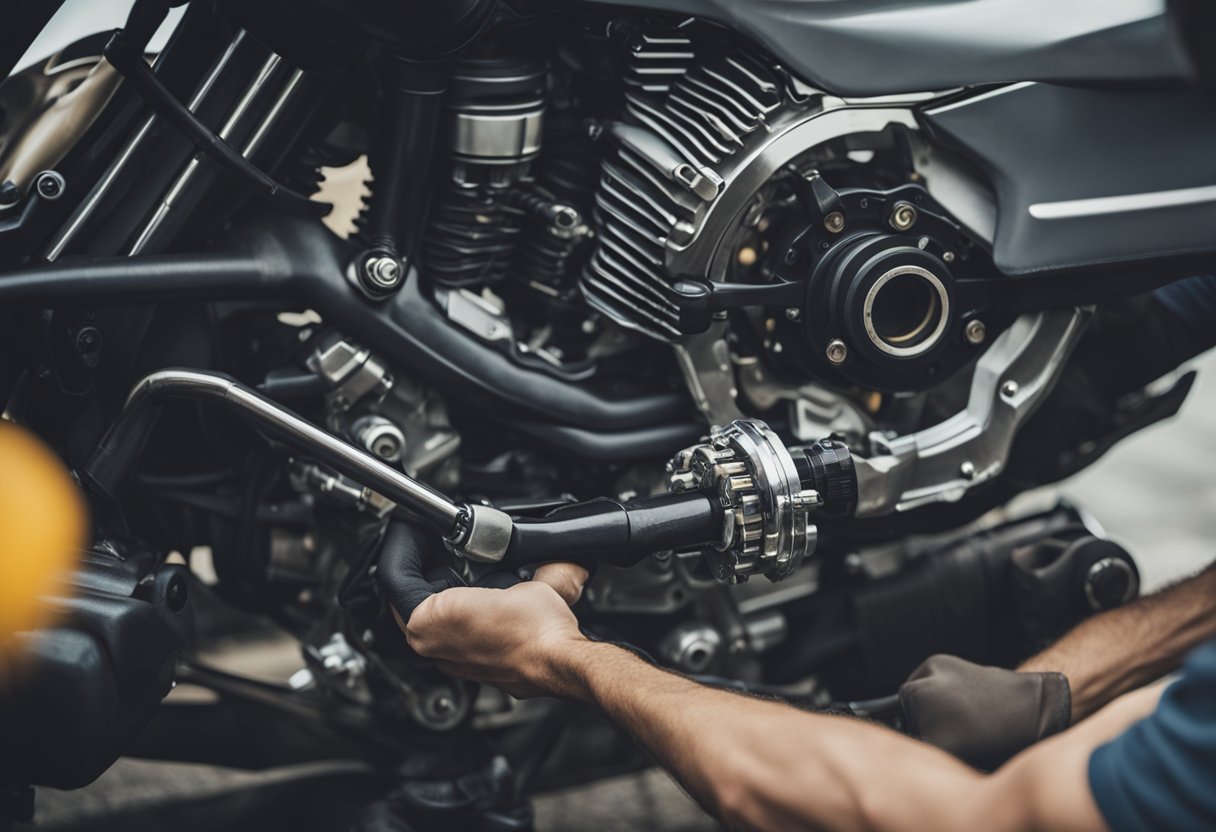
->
xmin=422 ymin=56 xmax=546 ymax=287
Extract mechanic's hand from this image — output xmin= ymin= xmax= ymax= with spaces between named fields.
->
xmin=899 ymin=654 xmax=1071 ymax=771
xmin=401 ymin=563 xmax=589 ymax=698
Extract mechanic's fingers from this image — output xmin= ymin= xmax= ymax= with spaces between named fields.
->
xmin=532 ymin=562 xmax=589 ymax=606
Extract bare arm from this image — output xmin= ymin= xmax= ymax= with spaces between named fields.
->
xmin=542 ymin=638 xmax=1159 ymax=832
xmin=1020 ymin=560 xmax=1216 ymax=719
xmin=403 ymin=565 xmax=1163 ymax=832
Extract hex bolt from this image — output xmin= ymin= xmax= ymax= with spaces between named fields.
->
xmin=826 ymin=339 xmax=848 ymax=365
xmin=362 ymin=255 xmax=403 ymax=292
xmin=823 ymin=211 xmax=846 ymax=234
xmin=959 ymin=460 xmax=976 ymax=480
xmin=1001 ymin=380 xmax=1020 ymax=398
xmin=964 ymin=319 xmax=987 ymax=345
xmin=0 ymin=180 xmax=20 ymax=209
xmin=889 ymin=201 xmax=918 ymax=231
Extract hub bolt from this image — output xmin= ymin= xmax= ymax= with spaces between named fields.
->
xmin=35 ymin=171 xmax=64 ymax=200
xmin=826 ymin=339 xmax=848 ymax=365
xmin=964 ymin=319 xmax=987 ymax=345
xmin=889 ymin=201 xmax=918 ymax=231
xmin=362 ymin=255 xmax=403 ymax=292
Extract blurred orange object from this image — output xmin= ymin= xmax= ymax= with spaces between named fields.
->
xmin=0 ymin=422 xmax=87 ymax=653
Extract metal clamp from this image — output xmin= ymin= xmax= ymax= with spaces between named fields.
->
xmin=852 ymin=307 xmax=1092 ymax=516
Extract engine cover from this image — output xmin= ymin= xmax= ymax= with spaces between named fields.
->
xmin=579 ymin=32 xmax=919 ymax=341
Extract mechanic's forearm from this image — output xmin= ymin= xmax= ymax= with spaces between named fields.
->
xmin=1020 ymin=561 xmax=1216 ymax=720
xmin=545 ymin=640 xmax=1011 ymax=832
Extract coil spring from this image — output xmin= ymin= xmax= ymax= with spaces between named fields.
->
xmin=423 ymin=182 xmax=524 ymax=287
xmin=507 ymin=188 xmax=590 ymax=292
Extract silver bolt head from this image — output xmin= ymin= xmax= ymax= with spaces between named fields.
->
xmin=364 ymin=256 xmax=403 ymax=289
xmin=824 ymin=211 xmax=846 ymax=233
xmin=889 ymin=201 xmax=918 ymax=231
xmin=1001 ymin=380 xmax=1020 ymax=398
xmin=785 ymin=307 xmax=802 ymax=321
xmin=965 ymin=319 xmax=987 ymax=345
xmin=825 ymin=338 xmax=848 ymax=365
xmin=959 ymin=460 xmax=976 ymax=479
xmin=943 ymin=251 xmax=957 ymax=263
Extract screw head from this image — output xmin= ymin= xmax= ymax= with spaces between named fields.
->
xmin=362 ymin=255 xmax=403 ymax=291
xmin=964 ymin=319 xmax=987 ymax=345
xmin=943 ymin=251 xmax=956 ymax=263
xmin=1001 ymin=380 xmax=1020 ymax=398
xmin=785 ymin=307 xmax=802 ymax=322
xmin=824 ymin=211 xmax=845 ymax=234
xmin=826 ymin=338 xmax=848 ymax=365
xmin=959 ymin=460 xmax=976 ymax=480
xmin=36 ymin=171 xmax=64 ymax=200
xmin=889 ymin=201 xmax=918 ymax=231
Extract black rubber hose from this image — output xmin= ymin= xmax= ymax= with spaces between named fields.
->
xmin=379 ymin=492 xmax=720 ymax=622
xmin=505 ymin=420 xmax=705 ymax=461
xmin=365 ymin=56 xmax=446 ymax=259
xmin=103 ymin=30 xmax=330 ymax=219
xmin=0 ymin=213 xmax=693 ymax=432
xmin=377 ymin=520 xmax=519 ymax=623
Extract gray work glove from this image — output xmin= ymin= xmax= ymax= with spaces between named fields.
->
xmin=898 ymin=655 xmax=1072 ymax=771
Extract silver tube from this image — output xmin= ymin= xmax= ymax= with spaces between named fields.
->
xmin=123 ymin=369 xmax=464 ymax=531
xmin=46 ymin=31 xmax=247 ymax=261
xmin=129 ymin=51 xmax=285 ymax=254
xmin=240 ymin=68 xmax=303 ymax=157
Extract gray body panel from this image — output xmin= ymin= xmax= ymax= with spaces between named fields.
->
xmin=923 ymin=82 xmax=1216 ymax=276
xmin=581 ymin=0 xmax=1187 ymax=96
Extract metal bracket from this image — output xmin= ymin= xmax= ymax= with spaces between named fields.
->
xmin=853 ymin=307 xmax=1092 ymax=516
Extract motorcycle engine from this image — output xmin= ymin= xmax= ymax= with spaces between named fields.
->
xmin=580 ymin=25 xmax=1002 ymax=411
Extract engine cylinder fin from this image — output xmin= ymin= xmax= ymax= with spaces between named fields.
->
xmin=623 ymin=34 xmax=696 ymax=98
xmin=626 ymin=94 xmax=723 ymax=167
xmin=617 ymin=146 xmax=702 ymax=213
xmin=583 ymin=36 xmax=792 ymax=340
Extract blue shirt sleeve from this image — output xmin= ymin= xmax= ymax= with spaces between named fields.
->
xmin=1088 ymin=639 xmax=1216 ymax=832
xmin=1154 ymin=274 xmax=1216 ymax=328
